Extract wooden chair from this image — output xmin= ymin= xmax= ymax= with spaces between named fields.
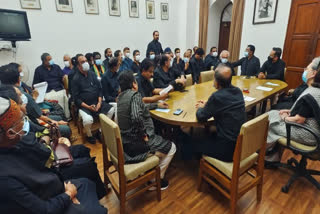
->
xmin=99 ymin=114 xmax=161 ymax=214
xmin=198 ymin=113 xmax=269 ymax=214
xmin=63 ymin=75 xmax=69 ymax=96
xmin=200 ymin=70 xmax=215 ymax=83
xmin=185 ymin=74 xmax=193 ymax=87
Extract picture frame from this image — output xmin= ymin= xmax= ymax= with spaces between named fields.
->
xmin=20 ymin=0 xmax=41 ymax=10
xmin=128 ymin=0 xmax=139 ymax=18
xmin=84 ymin=0 xmax=99 ymax=14
xmin=55 ymin=0 xmax=73 ymax=13
xmin=145 ymin=0 xmax=155 ymax=19
xmin=108 ymin=0 xmax=121 ymax=16
xmin=253 ymin=0 xmax=278 ymax=25
xmin=160 ymin=3 xmax=168 ymax=20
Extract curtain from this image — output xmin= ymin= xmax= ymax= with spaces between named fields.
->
xmin=198 ymin=0 xmax=209 ymax=53
xmin=228 ymin=0 xmax=246 ymax=62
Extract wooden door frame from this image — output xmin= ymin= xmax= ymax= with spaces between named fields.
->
xmin=218 ymin=2 xmax=233 ymax=54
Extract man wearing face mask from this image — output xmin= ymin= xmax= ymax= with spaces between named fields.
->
xmin=232 ymin=45 xmax=260 ymax=76
xmin=91 ymin=52 xmax=105 ymax=80
xmin=146 ymin=30 xmax=163 ymax=58
xmin=195 ymin=64 xmax=245 ymax=162
xmin=258 ymin=47 xmax=286 ymax=81
xmin=62 ymin=54 xmax=73 ymax=75
xmin=218 ymin=50 xmax=236 ymax=76
xmin=114 ymin=50 xmax=126 ymax=74
xmin=131 ymin=50 xmax=141 ymax=74
xmin=71 ymin=55 xmax=113 ymax=144
xmin=190 ymin=48 xmax=205 ymax=84
xmin=122 ymin=47 xmax=133 ymax=71
xmin=173 ymin=48 xmax=185 ymax=74
xmin=103 ymin=48 xmax=113 ymax=69
xmin=204 ymin=47 xmax=219 ymax=70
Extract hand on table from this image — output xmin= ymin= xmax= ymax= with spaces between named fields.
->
xmin=158 ymin=102 xmax=169 ymax=109
xmin=258 ymin=72 xmax=266 ymax=79
xmin=196 ymin=100 xmax=206 ymax=108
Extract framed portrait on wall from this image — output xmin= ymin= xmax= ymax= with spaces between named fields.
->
xmin=108 ymin=0 xmax=121 ymax=16
xmin=55 ymin=0 xmax=73 ymax=12
xmin=84 ymin=0 xmax=99 ymax=14
xmin=128 ymin=0 xmax=139 ymax=18
xmin=253 ymin=0 xmax=278 ymax=24
xmin=20 ymin=0 xmax=41 ymax=9
xmin=145 ymin=0 xmax=155 ymax=19
xmin=160 ymin=3 xmax=168 ymax=20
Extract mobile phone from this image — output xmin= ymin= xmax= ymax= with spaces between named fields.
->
xmin=173 ymin=109 xmax=183 ymax=115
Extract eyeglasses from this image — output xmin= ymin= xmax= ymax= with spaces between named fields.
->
xmin=8 ymin=116 xmax=27 ymax=137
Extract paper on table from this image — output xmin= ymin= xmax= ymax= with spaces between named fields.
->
xmin=265 ymin=82 xmax=279 ymax=86
xmin=256 ymin=86 xmax=273 ymax=92
xmin=155 ymin=108 xmax=170 ymax=113
xmin=33 ymin=82 xmax=48 ymax=103
xmin=243 ymin=96 xmax=256 ymax=102
xmin=159 ymin=85 xmax=173 ymax=96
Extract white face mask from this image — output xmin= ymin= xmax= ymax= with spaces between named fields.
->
xmin=121 ymin=55 xmax=125 ymax=60
xmin=169 ymin=59 xmax=173 ymax=68
xmin=176 ymin=53 xmax=180 ymax=57
xmin=125 ymin=52 xmax=130 ymax=58
xmin=150 ymin=54 xmax=155 ymax=60
xmin=183 ymin=58 xmax=189 ymax=63
xmin=20 ymin=72 xmax=24 ymax=77
xmin=221 ymin=58 xmax=228 ymax=64
xmin=21 ymin=94 xmax=28 ymax=105
xmin=212 ymin=52 xmax=218 ymax=57
xmin=64 ymin=60 xmax=70 ymax=67
xmin=135 ymin=55 xmax=141 ymax=62
xmin=82 ymin=62 xmax=90 ymax=71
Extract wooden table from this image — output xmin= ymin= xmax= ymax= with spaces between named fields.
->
xmin=150 ymin=76 xmax=288 ymax=127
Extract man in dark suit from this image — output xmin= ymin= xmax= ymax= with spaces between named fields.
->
xmin=146 ymin=30 xmax=163 ymax=58
xmin=232 ymin=45 xmax=261 ymax=76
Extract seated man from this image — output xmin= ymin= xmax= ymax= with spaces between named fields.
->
xmin=103 ymin=48 xmax=113 ymax=69
xmin=183 ymin=51 xmax=192 ymax=75
xmin=195 ymin=64 xmax=246 ymax=161
xmin=122 ymin=47 xmax=133 ymax=71
xmin=0 ymin=97 xmax=107 ymax=214
xmin=85 ymin=53 xmax=94 ymax=69
xmin=232 ymin=45 xmax=260 ymax=76
xmin=71 ymin=55 xmax=114 ymax=144
xmin=8 ymin=62 xmax=33 ymax=95
xmin=117 ymin=70 xmax=176 ymax=189
xmin=204 ymin=46 xmax=219 ymax=70
xmin=218 ymin=50 xmax=236 ymax=76
xmin=153 ymin=55 xmax=185 ymax=90
xmin=114 ymin=50 xmax=126 ymax=73
xmin=62 ymin=54 xmax=74 ymax=75
xmin=101 ymin=57 xmax=120 ymax=104
xmin=173 ymin=48 xmax=185 ymax=74
xmin=92 ymin=51 xmax=106 ymax=80
xmin=131 ymin=49 xmax=141 ymax=74
xmin=136 ymin=58 xmax=169 ymax=109
xmin=33 ymin=53 xmax=70 ymax=119
xmin=258 ymin=47 xmax=286 ymax=81
xmin=190 ymin=48 xmax=205 ymax=84
xmin=192 ymin=46 xmax=198 ymax=58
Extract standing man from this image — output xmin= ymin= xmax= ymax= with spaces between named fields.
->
xmin=190 ymin=48 xmax=205 ymax=84
xmin=146 ymin=30 xmax=163 ymax=58
xmin=131 ymin=50 xmax=141 ymax=74
xmin=103 ymin=48 xmax=113 ymax=69
xmin=232 ymin=45 xmax=260 ymax=76
xmin=122 ymin=47 xmax=133 ymax=71
xmin=62 ymin=54 xmax=73 ymax=75
xmin=204 ymin=47 xmax=219 ymax=70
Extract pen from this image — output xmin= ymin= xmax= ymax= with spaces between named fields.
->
xmin=183 ymin=112 xmax=187 ymax=118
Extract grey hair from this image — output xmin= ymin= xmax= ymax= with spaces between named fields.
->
xmin=63 ymin=54 xmax=70 ymax=58
xmin=108 ymin=57 xmax=119 ymax=68
xmin=41 ymin=53 xmax=50 ymax=62
xmin=220 ymin=50 xmax=230 ymax=57
xmin=311 ymin=57 xmax=320 ymax=71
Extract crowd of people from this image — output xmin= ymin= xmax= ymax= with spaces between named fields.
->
xmin=0 ymin=29 xmax=320 ymax=213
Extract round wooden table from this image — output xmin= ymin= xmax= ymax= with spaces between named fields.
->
xmin=150 ymin=76 xmax=288 ymax=127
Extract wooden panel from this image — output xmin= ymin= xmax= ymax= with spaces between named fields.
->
xmin=293 ymin=3 xmax=319 ymax=34
xmin=218 ymin=22 xmax=231 ymax=53
xmin=316 ymin=39 xmax=320 ymax=57
xmin=286 ymin=39 xmax=311 ymax=67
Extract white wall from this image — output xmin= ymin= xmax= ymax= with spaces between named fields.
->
xmin=0 ymin=0 xmax=191 ymax=85
xmin=239 ymin=0 xmax=292 ymax=62
xmin=185 ymin=0 xmax=199 ymax=50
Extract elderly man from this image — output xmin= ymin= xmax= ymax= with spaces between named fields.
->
xmin=146 ymin=30 xmax=163 ymax=58
xmin=190 ymin=48 xmax=205 ymax=84
xmin=204 ymin=46 xmax=219 ymax=70
xmin=33 ymin=53 xmax=70 ymax=119
xmin=195 ymin=64 xmax=246 ymax=161
xmin=71 ymin=55 xmax=114 ymax=144
xmin=232 ymin=45 xmax=260 ymax=76
xmin=218 ymin=50 xmax=235 ymax=76
xmin=62 ymin=54 xmax=73 ymax=75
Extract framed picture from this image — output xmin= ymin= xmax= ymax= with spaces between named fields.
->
xmin=20 ymin=0 xmax=41 ymax=9
xmin=55 ymin=0 xmax=73 ymax=12
xmin=160 ymin=3 xmax=168 ymax=20
xmin=108 ymin=0 xmax=121 ymax=16
xmin=145 ymin=0 xmax=155 ymax=19
xmin=84 ymin=0 xmax=99 ymax=14
xmin=253 ymin=0 xmax=278 ymax=24
xmin=128 ymin=0 xmax=139 ymax=18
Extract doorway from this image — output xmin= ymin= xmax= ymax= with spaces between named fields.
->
xmin=218 ymin=2 xmax=233 ymax=54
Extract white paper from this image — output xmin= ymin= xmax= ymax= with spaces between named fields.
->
xmin=256 ymin=86 xmax=273 ymax=92
xmin=155 ymin=108 xmax=170 ymax=113
xmin=265 ymin=82 xmax=279 ymax=86
xmin=243 ymin=96 xmax=256 ymax=102
xmin=159 ymin=85 xmax=173 ymax=96
xmin=33 ymin=82 xmax=48 ymax=103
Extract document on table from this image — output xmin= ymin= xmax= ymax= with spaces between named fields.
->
xmin=265 ymin=82 xmax=279 ymax=86
xmin=159 ymin=85 xmax=173 ymax=96
xmin=243 ymin=96 xmax=256 ymax=102
xmin=33 ymin=82 xmax=48 ymax=103
xmin=256 ymin=86 xmax=273 ymax=92
xmin=155 ymin=108 xmax=170 ymax=113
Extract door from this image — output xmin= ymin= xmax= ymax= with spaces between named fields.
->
xmin=283 ymin=0 xmax=320 ymax=89
xmin=218 ymin=3 xmax=233 ymax=54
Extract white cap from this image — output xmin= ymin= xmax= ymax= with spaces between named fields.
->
xmin=0 ymin=97 xmax=10 ymax=116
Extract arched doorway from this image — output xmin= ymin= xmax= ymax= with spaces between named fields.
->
xmin=218 ymin=2 xmax=233 ymax=53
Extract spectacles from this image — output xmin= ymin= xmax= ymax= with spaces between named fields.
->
xmin=8 ymin=116 xmax=27 ymax=137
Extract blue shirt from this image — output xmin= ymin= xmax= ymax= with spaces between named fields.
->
xmin=32 ymin=64 xmax=64 ymax=92
xmin=62 ymin=66 xmax=72 ymax=75
xmin=122 ymin=58 xmax=133 ymax=71
xmin=101 ymin=70 xmax=120 ymax=102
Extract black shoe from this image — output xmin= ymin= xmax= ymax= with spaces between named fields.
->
xmin=86 ymin=136 xmax=96 ymax=144
xmin=148 ymin=179 xmax=169 ymax=191
xmin=264 ymin=160 xmax=280 ymax=169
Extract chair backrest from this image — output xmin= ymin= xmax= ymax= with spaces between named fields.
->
xmin=99 ymin=114 xmax=124 ymax=167
xmin=200 ymin=70 xmax=215 ymax=83
xmin=238 ymin=113 xmax=269 ymax=161
xmin=185 ymin=74 xmax=193 ymax=87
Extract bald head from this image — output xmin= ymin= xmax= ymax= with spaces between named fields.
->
xmin=214 ymin=64 xmax=232 ymax=89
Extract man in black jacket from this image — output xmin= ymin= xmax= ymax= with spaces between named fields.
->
xmin=146 ymin=30 xmax=163 ymax=58
xmin=190 ymin=48 xmax=205 ymax=84
xmin=232 ymin=45 xmax=260 ymax=76
xmin=204 ymin=46 xmax=219 ymax=70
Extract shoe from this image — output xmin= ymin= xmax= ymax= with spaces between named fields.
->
xmin=264 ymin=160 xmax=280 ymax=169
xmin=148 ymin=179 xmax=169 ymax=191
xmin=86 ymin=136 xmax=96 ymax=144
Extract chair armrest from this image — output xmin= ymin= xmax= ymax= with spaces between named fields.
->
xmin=285 ymin=121 xmax=320 ymax=153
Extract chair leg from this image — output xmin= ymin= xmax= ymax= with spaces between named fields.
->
xmin=120 ymin=191 xmax=126 ymax=214
xmin=257 ymin=181 xmax=263 ymax=202
xmin=197 ymin=160 xmax=203 ymax=192
xmin=304 ymin=174 xmax=320 ymax=190
xmin=308 ymin=169 xmax=320 ymax=176
xmin=281 ymin=173 xmax=299 ymax=193
xmin=156 ymin=167 xmax=161 ymax=201
xmin=230 ymin=193 xmax=238 ymax=214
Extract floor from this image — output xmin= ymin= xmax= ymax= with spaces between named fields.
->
xmin=70 ymin=123 xmax=320 ymax=214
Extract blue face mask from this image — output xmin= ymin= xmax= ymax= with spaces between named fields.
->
xmin=49 ymin=59 xmax=54 ymax=66
xmin=244 ymin=51 xmax=249 ymax=57
xmin=95 ymin=59 xmax=102 ymax=65
xmin=183 ymin=58 xmax=189 ymax=63
xmin=302 ymin=70 xmax=308 ymax=83
xmin=221 ymin=58 xmax=228 ymax=64
xmin=21 ymin=94 xmax=28 ymax=105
